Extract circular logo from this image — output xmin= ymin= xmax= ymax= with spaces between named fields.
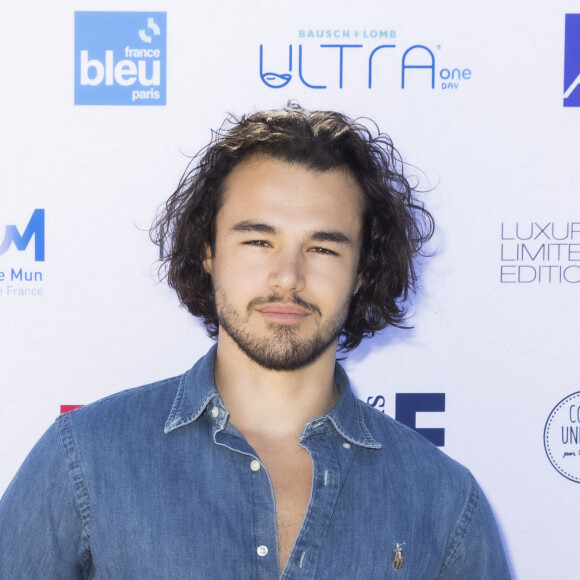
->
xmin=544 ymin=391 xmax=580 ymax=483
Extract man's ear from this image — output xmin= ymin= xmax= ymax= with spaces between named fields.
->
xmin=202 ymin=244 xmax=213 ymax=275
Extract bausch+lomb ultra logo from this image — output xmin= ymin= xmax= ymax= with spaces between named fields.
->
xmin=75 ymin=12 xmax=166 ymax=106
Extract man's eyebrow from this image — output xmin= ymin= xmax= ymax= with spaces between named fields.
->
xmin=229 ymin=221 xmax=278 ymax=235
xmin=229 ymin=222 xmax=353 ymax=245
xmin=309 ymin=231 xmax=353 ymax=245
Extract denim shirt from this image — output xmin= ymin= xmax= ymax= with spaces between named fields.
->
xmin=0 ymin=346 xmax=511 ymax=579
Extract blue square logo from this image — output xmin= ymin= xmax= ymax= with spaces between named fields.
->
xmin=75 ymin=12 xmax=166 ymax=106
xmin=564 ymin=14 xmax=580 ymax=107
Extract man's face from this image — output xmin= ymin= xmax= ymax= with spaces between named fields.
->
xmin=205 ymin=156 xmax=364 ymax=371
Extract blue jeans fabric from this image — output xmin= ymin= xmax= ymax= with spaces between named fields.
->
xmin=0 ymin=345 xmax=511 ymax=579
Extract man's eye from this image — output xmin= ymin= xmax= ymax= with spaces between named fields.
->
xmin=309 ymin=247 xmax=337 ymax=256
xmin=244 ymin=240 xmax=271 ymax=247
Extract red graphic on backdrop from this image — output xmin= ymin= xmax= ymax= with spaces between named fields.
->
xmin=60 ymin=405 xmax=83 ymax=414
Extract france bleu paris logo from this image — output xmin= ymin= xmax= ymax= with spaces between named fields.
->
xmin=564 ymin=14 xmax=580 ymax=107
xmin=0 ymin=209 xmax=45 ymax=262
xmin=75 ymin=12 xmax=166 ymax=106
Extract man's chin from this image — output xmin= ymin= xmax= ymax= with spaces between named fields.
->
xmin=242 ymin=344 xmax=331 ymax=372
xmin=224 ymin=327 xmax=336 ymax=372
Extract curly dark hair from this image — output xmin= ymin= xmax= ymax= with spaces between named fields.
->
xmin=151 ymin=103 xmax=434 ymax=351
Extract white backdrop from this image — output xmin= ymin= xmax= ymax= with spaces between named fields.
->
xmin=2 ymin=1 xmax=580 ymax=578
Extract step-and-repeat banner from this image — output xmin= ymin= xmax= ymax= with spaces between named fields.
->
xmin=1 ymin=1 xmax=578 ymax=578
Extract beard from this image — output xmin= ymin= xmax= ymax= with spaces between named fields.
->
xmin=214 ymin=289 xmax=352 ymax=372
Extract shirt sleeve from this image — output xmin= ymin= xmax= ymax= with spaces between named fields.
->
xmin=438 ymin=475 xmax=512 ymax=579
xmin=0 ymin=418 xmax=90 ymax=579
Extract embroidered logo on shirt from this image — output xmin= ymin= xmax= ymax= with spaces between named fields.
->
xmin=393 ymin=542 xmax=405 ymax=570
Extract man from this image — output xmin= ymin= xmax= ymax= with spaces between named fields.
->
xmin=0 ymin=105 xmax=511 ymax=578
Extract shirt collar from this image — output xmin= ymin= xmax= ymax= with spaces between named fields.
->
xmin=164 ymin=344 xmax=381 ymax=449
xmin=322 ymin=363 xmax=381 ymax=449
xmin=164 ymin=344 xmax=221 ymax=434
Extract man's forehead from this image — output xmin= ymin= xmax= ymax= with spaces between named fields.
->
xmin=213 ymin=156 xmax=364 ymax=248
xmin=220 ymin=155 xmax=364 ymax=207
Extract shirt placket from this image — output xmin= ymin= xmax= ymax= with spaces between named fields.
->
xmin=212 ymin=408 xmax=280 ymax=579
xmin=281 ymin=428 xmax=356 ymax=579
xmin=249 ymin=455 xmax=280 ymax=579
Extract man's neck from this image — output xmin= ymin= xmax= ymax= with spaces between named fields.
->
xmin=213 ymin=333 xmax=340 ymax=442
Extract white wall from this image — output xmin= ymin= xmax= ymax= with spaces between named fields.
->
xmin=1 ymin=2 xmax=579 ymax=578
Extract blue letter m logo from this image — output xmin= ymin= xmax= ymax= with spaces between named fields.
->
xmin=0 ymin=209 xmax=45 ymax=261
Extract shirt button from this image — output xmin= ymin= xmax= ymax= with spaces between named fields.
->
xmin=210 ymin=407 xmax=219 ymax=418
xmin=257 ymin=545 xmax=268 ymax=557
xmin=250 ymin=460 xmax=261 ymax=472
xmin=342 ymin=442 xmax=352 ymax=449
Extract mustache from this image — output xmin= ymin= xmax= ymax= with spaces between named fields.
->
xmin=247 ymin=294 xmax=322 ymax=317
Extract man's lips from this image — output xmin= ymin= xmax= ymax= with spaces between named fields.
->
xmin=247 ymin=294 xmax=322 ymax=318
xmin=255 ymin=303 xmax=312 ymax=321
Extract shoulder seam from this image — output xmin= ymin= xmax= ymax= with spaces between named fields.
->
xmin=438 ymin=474 xmax=480 ymax=575
xmin=56 ymin=414 xmax=93 ymax=575
xmin=66 ymin=375 xmax=182 ymax=415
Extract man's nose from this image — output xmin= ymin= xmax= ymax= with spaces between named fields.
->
xmin=267 ymin=248 xmax=306 ymax=293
